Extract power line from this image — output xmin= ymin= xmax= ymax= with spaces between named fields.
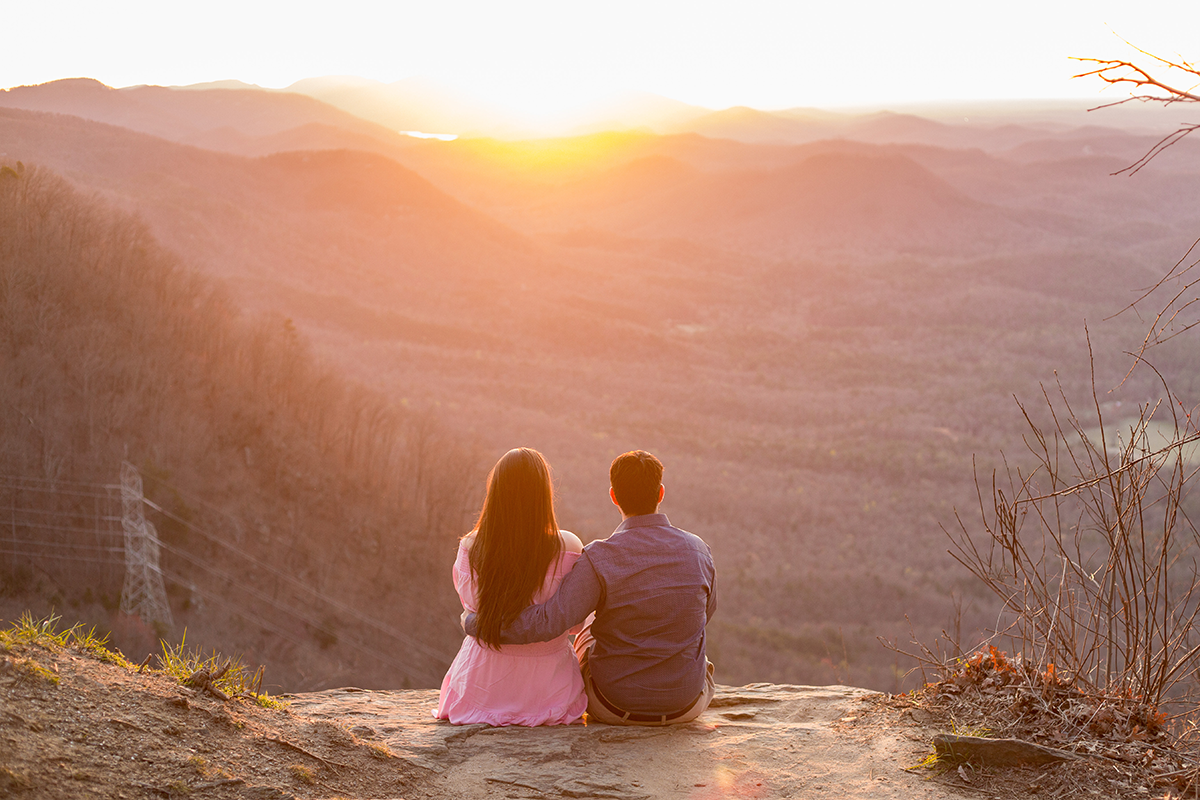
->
xmin=4 ymin=532 xmax=439 ymax=676
xmin=0 ymin=548 xmax=124 ymax=567
xmin=160 ymin=564 xmax=438 ymax=688
xmin=140 ymin=494 xmax=456 ymax=665
xmin=0 ymin=482 xmax=118 ymax=500
xmin=0 ymin=546 xmax=336 ymax=672
xmin=0 ymin=474 xmax=117 ymax=489
xmin=0 ymin=538 xmax=124 ymax=554
xmin=153 ymin=538 xmax=420 ymax=672
xmin=0 ymin=520 xmax=124 ymax=538
xmin=156 ymin=566 xmax=329 ymax=658
xmin=1 ymin=505 xmax=120 ymax=521
xmin=5 ymin=528 xmax=447 ymax=680
xmin=2 ymin=469 xmax=455 ymax=679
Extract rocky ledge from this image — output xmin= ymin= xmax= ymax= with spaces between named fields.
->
xmin=289 ymin=683 xmax=957 ymax=799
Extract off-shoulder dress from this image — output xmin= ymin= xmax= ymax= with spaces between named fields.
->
xmin=434 ymin=536 xmax=587 ymax=726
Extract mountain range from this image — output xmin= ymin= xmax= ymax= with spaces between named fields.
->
xmin=3 ymin=76 xmax=1200 ymax=691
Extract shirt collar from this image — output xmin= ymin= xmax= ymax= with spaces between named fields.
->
xmin=614 ymin=513 xmax=670 ymax=534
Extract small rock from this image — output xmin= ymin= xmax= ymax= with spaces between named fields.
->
xmin=934 ymin=734 xmax=1081 ymax=766
xmin=907 ymin=708 xmax=932 ymax=724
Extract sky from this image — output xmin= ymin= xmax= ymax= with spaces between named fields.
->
xmin=5 ymin=0 xmax=1200 ymax=119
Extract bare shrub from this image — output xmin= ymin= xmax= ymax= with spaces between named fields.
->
xmin=951 ymin=358 xmax=1199 ymax=700
xmin=891 ymin=327 xmax=1200 ymax=758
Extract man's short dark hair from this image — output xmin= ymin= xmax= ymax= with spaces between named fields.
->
xmin=609 ymin=450 xmax=663 ymax=516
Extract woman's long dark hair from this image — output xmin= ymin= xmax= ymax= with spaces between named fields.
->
xmin=468 ymin=448 xmax=563 ymax=648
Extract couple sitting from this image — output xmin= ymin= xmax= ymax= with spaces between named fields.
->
xmin=435 ymin=448 xmax=717 ymax=726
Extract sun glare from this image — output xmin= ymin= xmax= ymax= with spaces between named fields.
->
xmin=8 ymin=1 xmax=1200 ymax=115
xmin=458 ymin=131 xmax=655 ymax=176
xmin=400 ymin=131 xmax=458 ymax=141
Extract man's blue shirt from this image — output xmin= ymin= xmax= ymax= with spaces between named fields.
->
xmin=465 ymin=513 xmax=716 ymax=713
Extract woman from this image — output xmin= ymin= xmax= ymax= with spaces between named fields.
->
xmin=434 ymin=448 xmax=587 ymax=726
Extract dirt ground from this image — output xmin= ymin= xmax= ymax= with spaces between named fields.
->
xmin=0 ymin=631 xmax=1185 ymax=800
xmin=0 ymin=637 xmax=433 ymax=799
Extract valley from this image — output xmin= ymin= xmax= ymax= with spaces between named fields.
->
xmin=2 ymin=79 xmax=1199 ymax=692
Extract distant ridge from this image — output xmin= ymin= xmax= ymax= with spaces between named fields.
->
xmin=0 ymin=78 xmax=417 ymax=154
xmin=5 ymin=76 xmax=1186 ymax=150
xmin=545 ymin=149 xmax=1023 ymax=256
xmin=172 ymin=79 xmax=266 ymax=91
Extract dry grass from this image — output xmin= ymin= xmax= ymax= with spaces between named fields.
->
xmin=289 ymin=764 xmax=317 ymax=785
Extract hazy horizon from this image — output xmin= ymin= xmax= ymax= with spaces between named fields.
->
xmin=8 ymin=1 xmax=1200 ymax=119
xmin=4 ymin=73 xmax=1194 ymax=142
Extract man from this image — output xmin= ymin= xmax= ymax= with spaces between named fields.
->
xmin=463 ymin=450 xmax=717 ymax=725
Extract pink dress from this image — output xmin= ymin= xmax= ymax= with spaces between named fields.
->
xmin=434 ymin=539 xmax=587 ymax=726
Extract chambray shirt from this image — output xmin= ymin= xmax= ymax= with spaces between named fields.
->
xmin=465 ymin=513 xmax=716 ymax=714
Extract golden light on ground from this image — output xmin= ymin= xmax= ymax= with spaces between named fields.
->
xmin=689 ymin=765 xmax=770 ymax=798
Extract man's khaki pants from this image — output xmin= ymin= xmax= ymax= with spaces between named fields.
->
xmin=572 ymin=619 xmax=715 ymax=726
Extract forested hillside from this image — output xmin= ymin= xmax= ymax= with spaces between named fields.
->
xmin=0 ymin=164 xmax=477 ymax=689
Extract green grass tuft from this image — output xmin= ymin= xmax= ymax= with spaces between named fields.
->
xmin=949 ymin=719 xmax=992 ymax=738
xmin=288 ymin=764 xmax=316 ymax=784
xmin=906 ymin=721 xmax=992 ymax=774
xmin=157 ymin=630 xmax=255 ymax=695
xmin=9 ymin=611 xmax=71 ymax=647
xmin=367 ymin=741 xmax=394 ymax=759
xmin=3 ymin=613 xmax=135 ymax=668
xmin=69 ymin=625 xmax=134 ymax=668
xmin=157 ymin=630 xmax=282 ymax=708
xmin=905 ymin=749 xmax=945 ymax=773
xmin=4 ymin=614 xmax=283 ymax=708
xmin=255 ymin=692 xmax=287 ymax=710
xmin=13 ymin=657 xmax=59 ymax=686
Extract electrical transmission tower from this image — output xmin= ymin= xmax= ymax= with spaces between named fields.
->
xmin=119 ymin=461 xmax=173 ymax=628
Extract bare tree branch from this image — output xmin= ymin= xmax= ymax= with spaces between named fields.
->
xmin=1073 ymin=40 xmax=1200 ymax=176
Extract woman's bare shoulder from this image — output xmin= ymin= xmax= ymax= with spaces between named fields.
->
xmin=460 ymin=531 xmax=477 ymax=547
xmin=559 ymin=530 xmax=583 ymax=554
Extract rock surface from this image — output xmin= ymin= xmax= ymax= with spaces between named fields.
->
xmin=289 ymin=683 xmax=961 ymax=799
xmin=932 ymin=734 xmax=1080 ymax=767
